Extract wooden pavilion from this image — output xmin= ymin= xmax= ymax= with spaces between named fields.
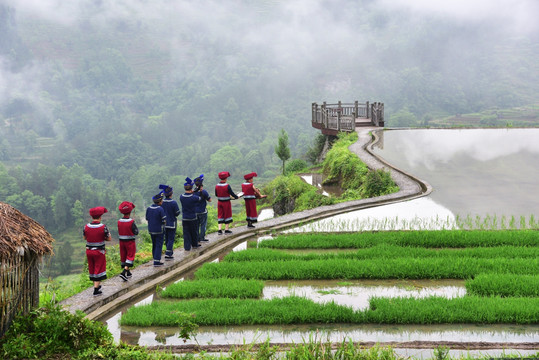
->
xmin=0 ymin=201 xmax=54 ymax=337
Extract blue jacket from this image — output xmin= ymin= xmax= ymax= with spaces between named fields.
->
xmin=161 ymin=197 xmax=180 ymax=229
xmin=195 ymin=189 xmax=211 ymax=214
xmin=145 ymin=204 xmax=166 ymax=234
xmin=180 ymin=193 xmax=201 ymax=221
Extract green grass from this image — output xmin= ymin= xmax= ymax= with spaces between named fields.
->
xmin=466 ymin=274 xmax=539 ymax=298
xmin=120 ymin=295 xmax=539 ymax=326
xmin=160 ymin=279 xmax=264 ymax=299
xmin=195 ymin=257 xmax=537 ymax=280
xmin=258 ymin=230 xmax=539 ymax=249
xmin=322 ymin=132 xmax=369 ymax=190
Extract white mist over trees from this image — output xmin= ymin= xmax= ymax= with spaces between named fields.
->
xmin=0 ymin=0 xmax=538 ymax=240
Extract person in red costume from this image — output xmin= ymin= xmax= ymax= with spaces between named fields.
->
xmin=117 ymin=201 xmax=138 ymax=281
xmin=242 ymin=172 xmax=267 ymax=228
xmin=84 ymin=206 xmax=111 ymax=296
xmin=215 ymin=171 xmax=238 ymax=235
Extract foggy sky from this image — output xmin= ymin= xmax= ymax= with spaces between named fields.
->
xmin=1 ymin=0 xmax=538 ymax=113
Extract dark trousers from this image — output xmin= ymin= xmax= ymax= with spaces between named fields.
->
xmin=197 ymin=212 xmax=208 ymax=242
xmin=182 ymin=219 xmax=198 ymax=251
xmin=150 ymin=233 xmax=164 ymax=262
xmin=164 ymin=228 xmax=176 ymax=256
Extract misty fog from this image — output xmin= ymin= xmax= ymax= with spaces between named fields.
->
xmin=2 ymin=0 xmax=538 ymax=120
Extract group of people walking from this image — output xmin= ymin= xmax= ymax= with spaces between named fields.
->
xmin=83 ymin=171 xmax=265 ymax=297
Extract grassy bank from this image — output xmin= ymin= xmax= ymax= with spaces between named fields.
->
xmin=263 ymin=132 xmax=398 ymax=214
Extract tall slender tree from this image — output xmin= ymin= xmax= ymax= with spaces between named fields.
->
xmin=275 ymin=129 xmax=291 ymax=175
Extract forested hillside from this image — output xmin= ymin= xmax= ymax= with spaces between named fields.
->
xmin=1 ymin=1 xmax=538 ymax=275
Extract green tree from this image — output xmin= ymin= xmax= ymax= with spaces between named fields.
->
xmin=244 ymin=149 xmax=264 ymax=174
xmin=71 ymin=200 xmax=85 ymax=228
xmin=208 ymin=145 xmax=243 ymax=176
xmin=56 ymin=241 xmax=73 ymax=275
xmin=390 ymin=107 xmax=419 ymax=128
xmin=275 ymin=129 xmax=291 ymax=175
xmin=6 ymin=190 xmax=49 ymax=226
xmin=0 ymin=163 xmax=17 ymax=201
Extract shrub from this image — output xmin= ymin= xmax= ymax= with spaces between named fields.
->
xmin=0 ymin=304 xmax=112 ymax=359
xmin=285 ymin=158 xmax=309 ymax=174
xmin=361 ymin=168 xmax=399 ymax=198
xmin=322 ymin=133 xmax=368 ymax=190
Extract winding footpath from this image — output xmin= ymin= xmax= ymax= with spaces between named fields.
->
xmin=61 ymin=127 xmax=432 ymax=321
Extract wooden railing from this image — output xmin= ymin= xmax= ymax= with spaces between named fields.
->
xmin=312 ymin=100 xmax=384 ymax=134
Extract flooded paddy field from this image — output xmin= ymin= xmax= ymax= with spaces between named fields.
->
xmin=371 ymin=128 xmax=539 ymax=219
xmin=102 ymin=129 xmax=539 ymax=358
xmin=104 ymin=232 xmax=539 ymax=358
xmin=261 ymin=279 xmax=466 ymax=311
xmin=112 ymin=321 xmax=539 ymax=358
xmin=292 ymin=128 xmax=539 ymax=232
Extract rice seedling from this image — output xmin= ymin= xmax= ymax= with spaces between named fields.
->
xmin=366 ymin=296 xmax=539 ymax=324
xmin=223 ymin=246 xmax=539 ymax=263
xmin=120 ymin=295 xmax=539 ymax=326
xmin=120 ymin=296 xmax=362 ymax=326
xmin=465 ymin=274 xmax=539 ymax=298
xmin=195 ymin=257 xmax=538 ymax=280
xmin=317 ymin=289 xmax=341 ymax=295
xmin=292 ymin=214 xmax=539 ymax=233
xmin=285 ymin=340 xmax=397 ymax=360
xmin=259 ymin=230 xmax=539 ymax=249
xmin=160 ymin=279 xmax=264 ymax=299
xmin=291 ymin=214 xmax=459 ymax=232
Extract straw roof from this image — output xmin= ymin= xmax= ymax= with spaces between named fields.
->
xmin=0 ymin=201 xmax=54 ymax=258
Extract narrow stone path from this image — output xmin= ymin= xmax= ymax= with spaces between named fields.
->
xmin=61 ymin=127 xmax=432 ymax=320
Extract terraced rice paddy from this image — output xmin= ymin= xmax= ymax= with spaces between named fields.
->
xmin=115 ymin=230 xmax=538 ymax=357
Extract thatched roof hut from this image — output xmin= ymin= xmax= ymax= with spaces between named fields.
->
xmin=0 ymin=201 xmax=54 ymax=337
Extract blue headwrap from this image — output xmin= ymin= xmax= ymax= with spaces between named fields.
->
xmin=159 ymin=184 xmax=173 ymax=196
xmin=194 ymin=174 xmax=204 ymax=185
xmin=184 ymin=177 xmax=193 ymax=187
xmin=152 ymin=191 xmax=164 ymax=202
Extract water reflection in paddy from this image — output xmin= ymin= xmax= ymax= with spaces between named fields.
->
xmin=299 ymin=173 xmax=343 ymax=197
xmin=372 ymin=128 xmax=539 ymax=218
xmin=289 ymin=197 xmax=456 ymax=232
xmin=262 ymin=279 xmax=466 ymax=311
xmin=292 ymin=129 xmax=539 ymax=232
xmin=117 ymin=323 xmax=539 ymax=347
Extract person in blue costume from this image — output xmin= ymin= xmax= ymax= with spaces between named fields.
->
xmin=179 ymin=177 xmax=202 ymax=251
xmin=193 ymin=175 xmax=212 ymax=243
xmin=159 ymin=184 xmax=180 ymax=260
xmin=145 ymin=192 xmax=166 ymax=266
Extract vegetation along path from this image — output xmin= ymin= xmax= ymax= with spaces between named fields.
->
xmin=61 ymin=127 xmax=432 ymax=321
